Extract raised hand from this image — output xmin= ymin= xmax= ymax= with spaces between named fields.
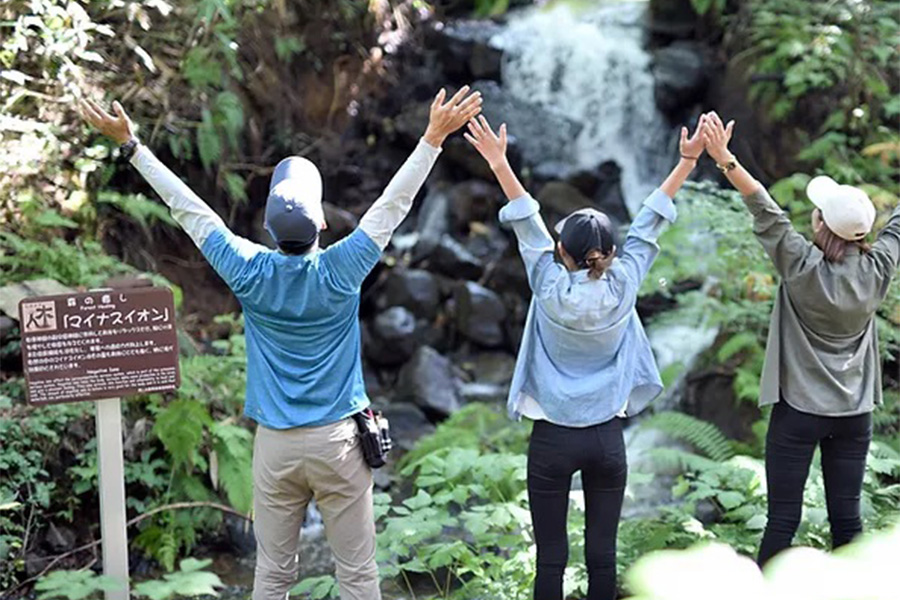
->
xmin=79 ymin=98 xmax=135 ymax=145
xmin=702 ymin=111 xmax=735 ymax=164
xmin=423 ymin=86 xmax=483 ymax=148
xmin=679 ymin=114 xmax=707 ymax=161
xmin=464 ymin=115 xmax=508 ymax=170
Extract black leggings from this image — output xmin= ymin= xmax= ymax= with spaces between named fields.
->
xmin=758 ymin=400 xmax=872 ymax=566
xmin=527 ymin=418 xmax=627 ymax=600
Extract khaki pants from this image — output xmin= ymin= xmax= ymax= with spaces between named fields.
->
xmin=252 ymin=418 xmax=380 ymax=600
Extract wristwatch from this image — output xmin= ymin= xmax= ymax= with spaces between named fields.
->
xmin=716 ymin=155 xmax=737 ymax=174
xmin=119 ymin=138 xmax=140 ymax=162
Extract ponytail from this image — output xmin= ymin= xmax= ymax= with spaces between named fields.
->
xmin=584 ymin=250 xmax=615 ymax=280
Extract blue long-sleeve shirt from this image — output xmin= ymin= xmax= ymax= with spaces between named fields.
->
xmin=499 ymin=189 xmax=677 ymax=427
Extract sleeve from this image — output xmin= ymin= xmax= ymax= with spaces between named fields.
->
xmin=869 ymin=203 xmax=900 ymax=278
xmin=742 ymin=186 xmax=816 ymax=279
xmin=606 ymin=188 xmax=677 ymax=304
xmin=498 ymin=194 xmax=561 ymax=295
xmin=129 ymin=145 xmax=267 ymax=291
xmin=319 ymin=229 xmax=384 ymax=295
xmin=358 ymin=139 xmax=442 ymax=250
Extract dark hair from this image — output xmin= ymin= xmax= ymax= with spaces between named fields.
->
xmin=813 ymin=219 xmax=870 ymax=263
xmin=278 ymin=238 xmax=317 ymax=255
xmin=583 ymin=248 xmax=616 ymax=280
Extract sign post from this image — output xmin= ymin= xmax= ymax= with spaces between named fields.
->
xmin=95 ymin=397 xmax=129 ymax=600
xmin=18 ymin=287 xmax=180 ymax=599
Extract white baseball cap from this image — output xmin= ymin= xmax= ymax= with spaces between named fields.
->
xmin=806 ymin=175 xmax=876 ymax=241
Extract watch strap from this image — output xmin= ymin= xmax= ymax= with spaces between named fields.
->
xmin=119 ymin=138 xmax=140 ymax=162
xmin=717 ymin=157 xmax=737 ymax=174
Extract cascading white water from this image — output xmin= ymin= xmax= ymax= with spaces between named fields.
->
xmin=491 ymin=0 xmax=675 ymax=215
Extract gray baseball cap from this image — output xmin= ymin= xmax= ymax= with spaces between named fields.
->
xmin=265 ymin=156 xmax=324 ymax=246
xmin=554 ymin=208 xmax=616 ymax=267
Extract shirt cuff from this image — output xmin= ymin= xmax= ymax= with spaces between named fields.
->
xmin=742 ymin=186 xmax=777 ymax=218
xmin=418 ymin=137 xmax=443 ymax=158
xmin=129 ymin=143 xmax=148 ymax=167
xmin=643 ymin=188 xmax=677 ymax=222
xmin=499 ymin=194 xmax=541 ymax=224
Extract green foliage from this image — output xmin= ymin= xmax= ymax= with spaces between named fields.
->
xmin=34 ymin=570 xmax=122 ymax=600
xmin=97 ymin=191 xmax=177 ymax=230
xmin=624 ymin=520 xmax=900 ymax=600
xmin=132 ymin=558 xmax=224 ymax=599
xmin=0 ymin=232 xmax=135 ymax=287
xmin=34 ymin=559 xmax=223 ymax=600
xmin=640 ymin=412 xmax=736 ymax=462
xmin=689 ymin=0 xmax=726 ymax=16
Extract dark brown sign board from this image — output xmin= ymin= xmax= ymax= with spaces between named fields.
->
xmin=18 ymin=286 xmax=180 ymax=405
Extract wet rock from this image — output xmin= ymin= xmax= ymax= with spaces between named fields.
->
xmin=593 ymin=161 xmax=631 ymax=225
xmin=483 ymin=254 xmax=531 ymax=300
xmin=415 ymin=185 xmax=451 ymax=250
xmin=225 ymin=514 xmax=256 ymax=557
xmin=366 ymin=307 xmax=419 ymax=366
xmin=424 ymin=235 xmax=485 ymax=280
xmin=537 ymin=181 xmax=594 ymax=216
xmin=0 ymin=315 xmax=16 ymax=340
xmin=381 ymin=402 xmax=436 ymax=451
xmin=44 ymin=522 xmax=76 ymax=553
xmin=396 ymin=346 xmax=462 ymax=420
xmin=465 ymin=223 xmax=510 ymax=263
xmin=649 ymin=0 xmax=700 ymax=40
xmin=472 ymin=80 xmax=583 ymax=168
xmin=320 ymin=202 xmax=359 ymax=248
xmin=682 ymin=369 xmax=762 ymax=443
xmin=447 ymin=180 xmax=503 ymax=234
xmin=378 ymin=269 xmax=442 ymax=320
xmin=458 ymin=351 xmax=517 ymax=385
xmin=652 ymin=42 xmax=710 ymax=118
xmin=455 ymin=282 xmax=507 ymax=348
xmin=427 ymin=20 xmax=505 ymax=83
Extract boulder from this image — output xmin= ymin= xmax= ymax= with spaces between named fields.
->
xmin=593 ymin=161 xmax=632 ymax=226
xmin=652 ymin=41 xmax=710 ymax=118
xmin=422 ymin=235 xmax=485 ymax=280
xmin=447 ymin=180 xmax=503 ymax=234
xmin=458 ymin=351 xmax=517 ymax=386
xmin=537 ymin=180 xmax=594 ymax=216
xmin=648 ymin=0 xmax=701 ymax=40
xmin=455 ymin=281 xmax=507 ymax=348
xmin=365 ymin=306 xmax=419 ymax=366
xmin=320 ymin=202 xmax=359 ymax=248
xmin=380 ymin=402 xmax=435 ymax=452
xmin=415 ymin=184 xmax=452 ymax=250
xmin=378 ymin=269 xmax=442 ymax=320
xmin=396 ymin=346 xmax=462 ymax=419
xmin=426 ymin=20 xmax=505 ymax=83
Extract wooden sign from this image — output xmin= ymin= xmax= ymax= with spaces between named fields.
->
xmin=18 ymin=286 xmax=180 ymax=405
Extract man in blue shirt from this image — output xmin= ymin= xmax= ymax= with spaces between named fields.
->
xmin=80 ymin=86 xmax=481 ymax=600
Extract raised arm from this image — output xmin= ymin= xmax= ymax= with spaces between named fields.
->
xmin=466 ymin=117 xmax=558 ymax=292
xmin=703 ymin=112 xmax=815 ymax=279
xmin=357 ymin=86 xmax=482 ymax=249
xmin=609 ymin=119 xmax=705 ymax=295
xmin=320 ymin=87 xmax=482 ymax=294
xmin=870 ymin=203 xmax=900 ymax=278
xmin=79 ymin=99 xmax=265 ymax=291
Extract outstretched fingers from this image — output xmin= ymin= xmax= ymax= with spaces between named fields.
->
xmin=446 ymin=85 xmax=471 ymax=108
xmin=478 ymin=115 xmax=498 ymax=140
xmin=432 ymin=88 xmax=447 ymax=111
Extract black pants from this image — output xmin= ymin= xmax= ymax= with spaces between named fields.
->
xmin=528 ymin=418 xmax=627 ymax=600
xmin=758 ymin=400 xmax=872 ymax=566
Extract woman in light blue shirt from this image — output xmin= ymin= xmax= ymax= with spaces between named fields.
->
xmin=466 ymin=115 xmax=706 ymax=600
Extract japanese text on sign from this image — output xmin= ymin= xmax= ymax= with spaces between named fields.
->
xmin=19 ymin=287 xmax=181 ymax=405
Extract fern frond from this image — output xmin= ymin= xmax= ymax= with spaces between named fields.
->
xmin=640 ymin=412 xmax=736 ymax=462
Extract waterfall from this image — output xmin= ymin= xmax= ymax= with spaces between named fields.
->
xmin=491 ymin=0 xmax=675 ymax=215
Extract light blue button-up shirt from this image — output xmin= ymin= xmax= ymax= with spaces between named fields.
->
xmin=499 ymin=189 xmax=677 ymax=427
